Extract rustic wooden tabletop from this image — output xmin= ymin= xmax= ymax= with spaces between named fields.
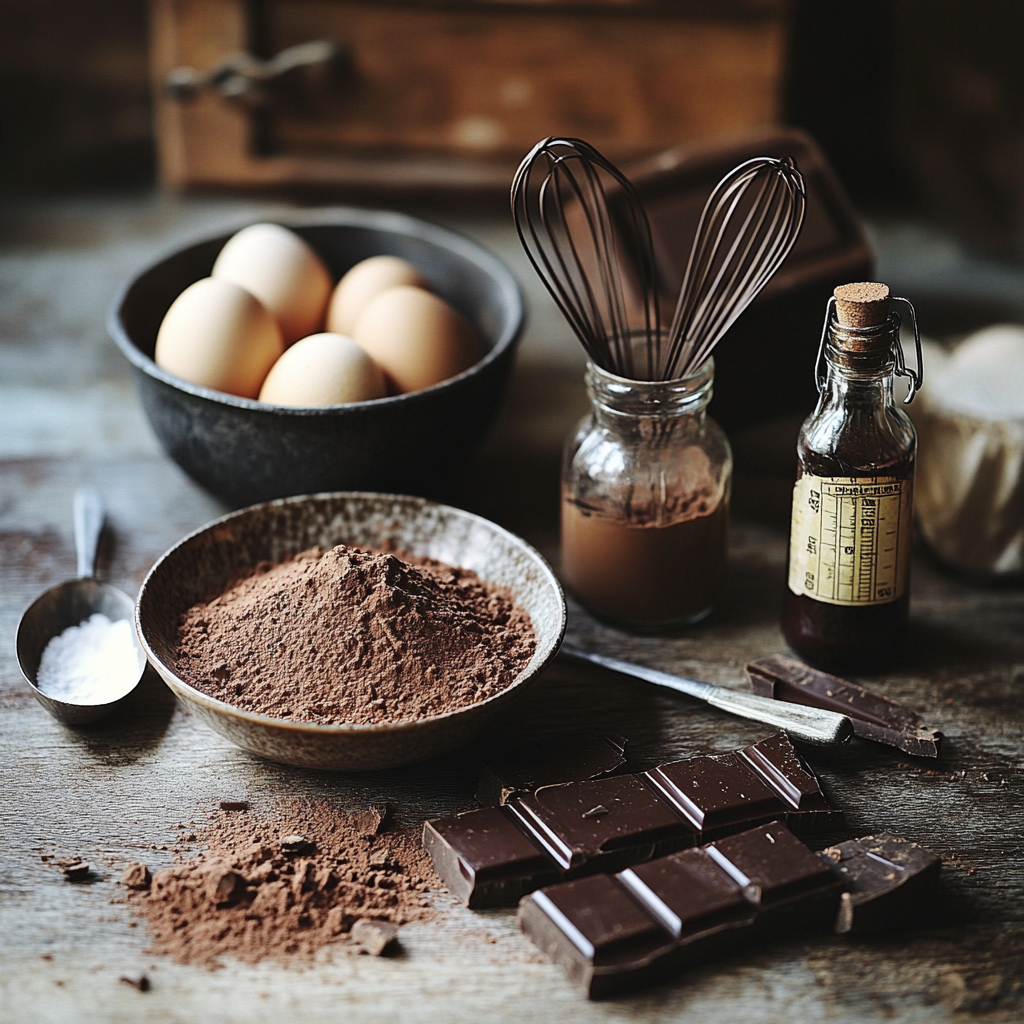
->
xmin=1 ymin=194 xmax=1022 ymax=1023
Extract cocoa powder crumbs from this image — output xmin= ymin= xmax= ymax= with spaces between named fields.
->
xmin=127 ymin=799 xmax=441 ymax=969
xmin=172 ymin=545 xmax=536 ymax=725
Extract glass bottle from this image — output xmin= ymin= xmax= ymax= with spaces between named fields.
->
xmin=561 ymin=357 xmax=732 ymax=631
xmin=783 ymin=283 xmax=922 ymax=671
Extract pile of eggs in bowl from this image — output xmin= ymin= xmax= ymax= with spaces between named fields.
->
xmin=154 ymin=223 xmax=482 ymax=406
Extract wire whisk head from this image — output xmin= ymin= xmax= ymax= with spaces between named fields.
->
xmin=664 ymin=156 xmax=806 ymax=380
xmin=512 ymin=139 xmax=806 ymax=383
xmin=511 ymin=137 xmax=662 ymax=380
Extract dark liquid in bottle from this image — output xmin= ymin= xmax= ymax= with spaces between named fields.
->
xmin=782 ymin=448 xmax=914 ymax=673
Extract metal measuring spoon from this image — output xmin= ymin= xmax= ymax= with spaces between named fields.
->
xmin=16 ymin=487 xmax=145 ymax=726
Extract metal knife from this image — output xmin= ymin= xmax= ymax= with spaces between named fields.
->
xmin=560 ymin=644 xmax=853 ymax=748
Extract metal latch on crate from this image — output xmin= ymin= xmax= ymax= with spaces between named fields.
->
xmin=165 ymin=40 xmax=347 ymax=107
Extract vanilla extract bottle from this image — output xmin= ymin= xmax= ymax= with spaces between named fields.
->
xmin=783 ymin=283 xmax=923 ymax=672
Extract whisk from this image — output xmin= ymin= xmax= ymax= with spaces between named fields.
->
xmin=511 ymin=137 xmax=806 ymax=382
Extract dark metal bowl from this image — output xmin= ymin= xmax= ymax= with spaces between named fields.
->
xmin=108 ymin=208 xmax=524 ymax=507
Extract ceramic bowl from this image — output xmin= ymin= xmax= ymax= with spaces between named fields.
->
xmin=109 ymin=208 xmax=524 ymax=507
xmin=135 ymin=492 xmax=565 ymax=771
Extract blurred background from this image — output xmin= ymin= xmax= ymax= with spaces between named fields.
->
xmin=2 ymin=0 xmax=1022 ymax=256
xmin=1 ymin=0 xmax=1023 ymax=542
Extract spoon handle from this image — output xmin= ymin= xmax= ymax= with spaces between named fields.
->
xmin=73 ymin=487 xmax=105 ymax=579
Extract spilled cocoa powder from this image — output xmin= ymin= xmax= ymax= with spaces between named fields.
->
xmin=172 ymin=545 xmax=536 ymax=725
xmin=126 ymin=799 xmax=441 ymax=968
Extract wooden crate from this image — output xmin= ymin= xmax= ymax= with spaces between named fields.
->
xmin=151 ymin=0 xmax=789 ymax=192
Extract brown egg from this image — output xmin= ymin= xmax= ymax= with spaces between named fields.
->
xmin=212 ymin=223 xmax=332 ymax=346
xmin=154 ymin=278 xmax=284 ymax=398
xmin=326 ymin=255 xmax=426 ymax=336
xmin=352 ymin=285 xmax=481 ymax=394
xmin=258 ymin=333 xmax=386 ymax=407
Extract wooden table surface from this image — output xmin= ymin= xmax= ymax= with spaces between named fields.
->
xmin=1 ymin=194 xmax=1022 ymax=1023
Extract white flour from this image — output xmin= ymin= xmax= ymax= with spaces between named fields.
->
xmin=36 ymin=613 xmax=143 ymax=705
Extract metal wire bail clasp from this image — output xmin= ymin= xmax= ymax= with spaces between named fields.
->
xmin=890 ymin=297 xmax=924 ymax=404
xmin=814 ymin=295 xmax=924 ymax=404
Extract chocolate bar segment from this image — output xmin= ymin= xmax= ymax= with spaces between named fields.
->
xmin=643 ymin=752 xmax=787 ymax=832
xmin=747 ymin=655 xmax=941 ymax=757
xmin=520 ymin=822 xmax=844 ymax=999
xmin=422 ymin=806 xmax=560 ymax=907
xmin=510 ymin=775 xmax=683 ymax=871
xmin=476 ymin=734 xmax=628 ymax=806
xmin=620 ymin=848 xmax=755 ymax=938
xmin=819 ymin=832 xmax=941 ymax=933
xmin=424 ymin=734 xmax=841 ymax=907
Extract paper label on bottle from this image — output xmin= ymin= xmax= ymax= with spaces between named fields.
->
xmin=787 ymin=475 xmax=912 ymax=606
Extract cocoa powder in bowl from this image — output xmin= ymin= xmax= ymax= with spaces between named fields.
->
xmin=171 ymin=545 xmax=537 ymax=725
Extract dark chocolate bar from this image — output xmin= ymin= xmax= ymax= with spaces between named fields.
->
xmin=746 ymin=655 xmax=941 ymax=758
xmin=819 ymin=832 xmax=941 ymax=934
xmin=520 ymin=826 xmax=941 ymax=998
xmin=423 ymin=734 xmax=841 ymax=908
xmin=520 ymin=822 xmax=843 ymax=998
xmin=476 ymin=734 xmax=627 ymax=806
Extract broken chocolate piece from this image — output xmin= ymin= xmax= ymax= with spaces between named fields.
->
xmin=519 ymin=822 xmax=843 ymax=999
xmin=122 ymin=862 xmax=151 ymax=890
xmin=424 ymin=734 xmax=841 ymax=908
xmin=219 ymin=801 xmax=250 ymax=811
xmin=280 ymin=834 xmax=314 ymax=856
xmin=819 ymin=832 xmax=941 ymax=933
xmin=476 ymin=734 xmax=628 ymax=806
xmin=59 ymin=859 xmax=91 ymax=881
xmin=206 ymin=866 xmax=247 ymax=905
xmin=352 ymin=804 xmax=390 ymax=837
xmin=746 ymin=655 xmax=941 ymax=757
xmin=351 ymin=918 xmax=400 ymax=955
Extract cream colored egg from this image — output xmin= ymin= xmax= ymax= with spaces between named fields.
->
xmin=258 ymin=332 xmax=386 ymax=407
xmin=155 ymin=277 xmax=284 ymax=398
xmin=353 ymin=286 xmax=481 ymax=394
xmin=326 ymin=255 xmax=426 ymax=336
xmin=212 ymin=223 xmax=332 ymax=346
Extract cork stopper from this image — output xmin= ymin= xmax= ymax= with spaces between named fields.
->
xmin=834 ymin=282 xmax=891 ymax=328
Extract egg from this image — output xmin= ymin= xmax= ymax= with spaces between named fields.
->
xmin=258 ymin=332 xmax=387 ymax=407
xmin=326 ymin=255 xmax=426 ymax=336
xmin=212 ymin=223 xmax=333 ymax=346
xmin=353 ymin=286 xmax=481 ymax=394
xmin=154 ymin=277 xmax=284 ymax=398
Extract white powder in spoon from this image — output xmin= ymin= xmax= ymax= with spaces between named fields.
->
xmin=36 ymin=613 xmax=143 ymax=705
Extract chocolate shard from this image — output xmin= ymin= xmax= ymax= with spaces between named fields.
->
xmin=519 ymin=822 xmax=844 ymax=999
xmin=746 ymin=655 xmax=941 ymax=758
xmin=476 ymin=734 xmax=628 ymax=806
xmin=122 ymin=862 xmax=151 ymax=890
xmin=351 ymin=918 xmax=400 ymax=956
xmin=425 ymin=734 xmax=840 ymax=908
xmin=352 ymin=803 xmax=390 ymax=837
xmin=819 ymin=832 xmax=941 ymax=934
xmin=58 ymin=858 xmax=92 ymax=881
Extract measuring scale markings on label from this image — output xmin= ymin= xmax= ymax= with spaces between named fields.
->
xmin=788 ymin=476 xmax=912 ymax=606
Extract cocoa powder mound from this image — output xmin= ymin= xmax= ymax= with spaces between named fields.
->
xmin=172 ymin=545 xmax=536 ymax=725
xmin=127 ymin=800 xmax=440 ymax=968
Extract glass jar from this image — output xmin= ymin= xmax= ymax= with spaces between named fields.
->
xmin=561 ymin=358 xmax=732 ymax=630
